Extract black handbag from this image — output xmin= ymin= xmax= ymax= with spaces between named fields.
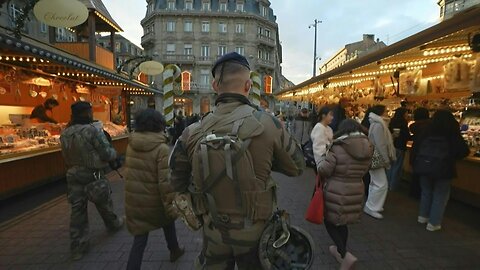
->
xmin=302 ymin=140 xmax=316 ymax=168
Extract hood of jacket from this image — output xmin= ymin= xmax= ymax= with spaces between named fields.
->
xmin=128 ymin=132 xmax=168 ymax=152
xmin=333 ymin=133 xmax=372 ymax=161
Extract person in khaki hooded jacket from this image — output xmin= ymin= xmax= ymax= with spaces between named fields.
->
xmin=169 ymin=52 xmax=305 ymax=270
xmin=125 ymin=109 xmax=184 ymax=270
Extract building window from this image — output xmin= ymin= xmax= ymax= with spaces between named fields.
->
xmin=166 ymin=43 xmax=176 ymax=54
xmin=264 ymin=29 xmax=271 ymax=38
xmin=40 ymin=23 xmax=47 ymax=33
xmin=202 ymin=1 xmax=211 ymax=11
xmin=201 ymin=21 xmax=210 ymax=32
xmin=185 ymin=1 xmax=193 ymax=10
xmin=200 ymin=69 xmax=210 ymax=86
xmin=184 ymin=44 xmax=193 ymax=55
xmin=167 ymin=0 xmax=176 ymax=10
xmin=236 ymin=3 xmax=244 ymax=12
xmin=218 ymin=45 xmax=227 ymax=56
xmin=218 ymin=22 xmax=227 ymax=33
xmin=201 ymin=45 xmax=210 ymax=59
xmin=147 ymin=2 xmax=154 ymax=14
xmin=9 ymin=3 xmax=23 ymax=27
xmin=167 ymin=21 xmax=176 ymax=32
xmin=181 ymin=71 xmax=191 ymax=91
xmin=261 ymin=5 xmax=269 ymax=17
xmin=264 ymin=75 xmax=273 ymax=94
xmin=258 ymin=49 xmax=264 ymax=59
xmin=115 ymin=42 xmax=121 ymax=52
xmin=235 ymin=23 xmax=244 ymax=33
xmin=184 ymin=21 xmax=193 ymax=32
xmin=219 ymin=2 xmax=227 ymax=12
xmin=235 ymin=46 xmax=244 ymax=55
xmin=257 ymin=26 xmax=263 ymax=35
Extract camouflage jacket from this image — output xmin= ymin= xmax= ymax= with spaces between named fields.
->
xmin=169 ymin=98 xmax=305 ymax=195
xmin=60 ymin=123 xmax=117 ymax=170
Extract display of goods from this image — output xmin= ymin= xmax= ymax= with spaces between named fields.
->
xmin=400 ymin=70 xmax=422 ymax=95
xmin=444 ymin=59 xmax=472 ymax=91
xmin=472 ymin=56 xmax=480 ymax=92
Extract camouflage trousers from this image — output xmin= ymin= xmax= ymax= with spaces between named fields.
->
xmin=66 ymin=167 xmax=120 ymax=252
xmin=194 ymin=215 xmax=266 ymax=270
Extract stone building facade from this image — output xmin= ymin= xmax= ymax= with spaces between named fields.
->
xmin=141 ymin=0 xmax=283 ymax=115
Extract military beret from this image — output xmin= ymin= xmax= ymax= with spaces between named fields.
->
xmin=212 ymin=52 xmax=251 ymax=77
xmin=71 ymin=101 xmax=92 ymax=116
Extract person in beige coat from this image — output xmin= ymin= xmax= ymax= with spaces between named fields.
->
xmin=125 ymin=109 xmax=184 ymax=270
xmin=318 ymin=119 xmax=373 ymax=270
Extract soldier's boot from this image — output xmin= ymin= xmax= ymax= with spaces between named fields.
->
xmin=170 ymin=247 xmax=185 ymax=262
xmin=107 ymin=216 xmax=125 ymax=232
xmin=71 ymin=241 xmax=89 ymax=261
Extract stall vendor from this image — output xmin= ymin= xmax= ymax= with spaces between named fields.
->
xmin=30 ymin=98 xmax=59 ymax=124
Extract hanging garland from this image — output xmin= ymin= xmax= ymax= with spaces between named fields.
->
xmin=8 ymin=0 xmax=39 ymax=39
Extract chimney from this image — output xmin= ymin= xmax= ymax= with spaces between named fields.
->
xmin=363 ymin=34 xmax=375 ymax=42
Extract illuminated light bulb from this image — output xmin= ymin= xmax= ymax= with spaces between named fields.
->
xmin=12 ymin=57 xmax=16 ymax=61
xmin=440 ymin=49 xmax=446 ymax=54
xmin=5 ymin=56 xmax=10 ymax=60
xmin=446 ymin=48 xmax=451 ymax=53
xmin=62 ymin=73 xmax=65 ymax=76
xmin=423 ymin=51 xmax=429 ymax=56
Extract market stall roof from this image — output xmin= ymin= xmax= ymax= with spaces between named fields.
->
xmin=78 ymin=0 xmax=123 ymax=32
xmin=276 ymin=6 xmax=480 ymax=98
xmin=0 ymin=28 xmax=159 ymax=95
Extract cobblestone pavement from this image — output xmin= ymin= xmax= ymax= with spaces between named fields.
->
xmin=1 ymin=169 xmax=479 ymax=270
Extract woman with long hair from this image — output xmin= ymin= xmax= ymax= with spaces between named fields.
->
xmin=364 ymin=105 xmax=397 ymax=219
xmin=387 ymin=107 xmax=411 ymax=190
xmin=311 ymin=106 xmax=334 ymax=169
xmin=125 ymin=109 xmax=184 ymax=269
xmin=318 ymin=119 xmax=373 ymax=269
xmin=413 ymin=109 xmax=469 ymax=231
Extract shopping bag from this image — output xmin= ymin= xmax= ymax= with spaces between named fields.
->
xmin=305 ymin=174 xmax=324 ymax=224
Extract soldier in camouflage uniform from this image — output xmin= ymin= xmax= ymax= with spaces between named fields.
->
xmin=169 ymin=52 xmax=305 ymax=270
xmin=60 ymin=102 xmax=124 ymax=260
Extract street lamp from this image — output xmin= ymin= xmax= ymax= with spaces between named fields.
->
xmin=309 ymin=19 xmax=322 ymax=77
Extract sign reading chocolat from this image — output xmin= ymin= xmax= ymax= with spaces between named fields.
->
xmin=34 ymin=0 xmax=88 ymax=28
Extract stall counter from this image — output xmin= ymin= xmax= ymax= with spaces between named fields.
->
xmin=0 ymin=134 xmax=129 ymax=200
xmin=404 ymin=146 xmax=480 ymax=208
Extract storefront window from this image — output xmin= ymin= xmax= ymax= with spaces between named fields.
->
xmin=264 ymin=75 xmax=273 ymax=94
xmin=201 ymin=97 xmax=211 ymax=114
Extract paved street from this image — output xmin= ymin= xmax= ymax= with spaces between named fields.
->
xmin=1 ymin=169 xmax=479 ymax=270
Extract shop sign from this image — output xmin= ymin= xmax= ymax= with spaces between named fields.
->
xmin=33 ymin=0 xmax=89 ymax=28
xmin=76 ymin=84 xmax=90 ymax=94
xmin=264 ymin=75 xmax=273 ymax=94
xmin=139 ymin=61 xmax=164 ymax=75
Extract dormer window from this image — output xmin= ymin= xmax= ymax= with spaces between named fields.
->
xmin=261 ymin=5 xmax=268 ymax=17
xmin=220 ymin=2 xmax=228 ymax=12
xmin=236 ymin=3 xmax=245 ymax=12
xmin=202 ymin=1 xmax=211 ymax=11
xmin=167 ymin=0 xmax=175 ymax=10
xmin=185 ymin=0 xmax=193 ymax=10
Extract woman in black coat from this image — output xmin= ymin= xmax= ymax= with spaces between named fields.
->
xmin=413 ymin=109 xmax=470 ymax=232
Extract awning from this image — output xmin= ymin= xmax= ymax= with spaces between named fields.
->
xmin=277 ymin=6 xmax=480 ymax=99
xmin=0 ymin=28 xmax=160 ymax=95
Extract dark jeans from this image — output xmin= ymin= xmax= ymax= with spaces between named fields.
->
xmin=324 ymin=220 xmax=348 ymax=258
xmin=126 ymin=222 xmax=179 ymax=270
xmin=409 ymin=173 xmax=422 ymax=199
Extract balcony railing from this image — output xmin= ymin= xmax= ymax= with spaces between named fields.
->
xmin=197 ymin=56 xmax=213 ymax=62
xmin=257 ymin=34 xmax=276 ymax=46
xmin=256 ymin=58 xmax=275 ymax=69
xmin=54 ymin=42 xmax=114 ymax=70
xmin=162 ymin=54 xmax=195 ymax=63
xmin=141 ymin=32 xmax=155 ymax=46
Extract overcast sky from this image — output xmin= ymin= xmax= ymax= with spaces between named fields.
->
xmin=103 ymin=0 xmax=440 ymax=84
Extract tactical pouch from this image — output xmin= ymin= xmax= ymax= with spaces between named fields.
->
xmin=84 ymin=177 xmax=111 ymax=205
xmin=172 ymin=193 xmax=204 ymax=231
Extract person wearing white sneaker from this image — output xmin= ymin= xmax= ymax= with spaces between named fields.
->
xmin=364 ymin=106 xmax=397 ymax=219
xmin=317 ymin=120 xmax=373 ymax=270
xmin=413 ymin=110 xmax=470 ymax=233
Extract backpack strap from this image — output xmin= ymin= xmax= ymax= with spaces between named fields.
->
xmin=200 ymin=143 xmax=210 ymax=181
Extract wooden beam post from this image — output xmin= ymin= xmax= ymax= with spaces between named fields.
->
xmin=110 ymin=31 xmax=116 ymax=67
xmin=88 ymin=12 xmax=97 ymax=62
